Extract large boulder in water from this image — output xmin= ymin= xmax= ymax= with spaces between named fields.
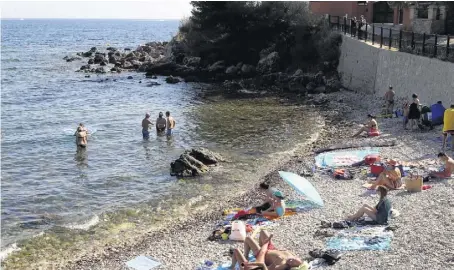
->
xmin=170 ymin=148 xmax=223 ymax=177
xmin=165 ymin=75 xmax=180 ymax=84
xmin=94 ymin=54 xmax=106 ymax=64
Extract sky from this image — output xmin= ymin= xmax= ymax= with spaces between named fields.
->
xmin=0 ymin=0 xmax=193 ymax=19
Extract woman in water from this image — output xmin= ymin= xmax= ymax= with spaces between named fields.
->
xmin=407 ymin=93 xmax=421 ymax=129
xmin=352 ymin=114 xmax=379 ymax=137
xmin=346 ymin=185 xmax=392 ymax=225
xmin=75 ymin=126 xmax=88 ymax=148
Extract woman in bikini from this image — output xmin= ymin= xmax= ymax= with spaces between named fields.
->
xmin=231 ymin=230 xmax=304 ymax=270
xmin=75 ymin=126 xmax=88 ymax=148
xmin=346 ymin=186 xmax=392 ymax=225
xmin=352 ymin=114 xmax=379 ymax=137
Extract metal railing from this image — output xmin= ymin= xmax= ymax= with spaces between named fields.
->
xmin=328 ymin=15 xmax=454 ymax=63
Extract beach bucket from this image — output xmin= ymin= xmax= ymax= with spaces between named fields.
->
xmin=229 ymin=221 xmax=246 ymax=241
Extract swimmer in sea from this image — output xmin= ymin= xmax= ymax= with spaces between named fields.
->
xmin=75 ymin=126 xmax=88 ymax=148
xmin=156 ymin=112 xmax=167 ymax=134
xmin=142 ymin=112 xmax=153 ymax=139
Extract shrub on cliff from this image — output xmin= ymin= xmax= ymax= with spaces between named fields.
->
xmin=178 ymin=1 xmax=341 ymax=70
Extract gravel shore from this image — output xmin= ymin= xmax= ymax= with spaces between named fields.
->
xmin=70 ymin=91 xmax=454 ymax=270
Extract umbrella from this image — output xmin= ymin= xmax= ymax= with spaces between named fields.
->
xmin=278 ymin=171 xmax=324 ymax=207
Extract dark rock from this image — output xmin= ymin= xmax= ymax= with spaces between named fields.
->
xmin=100 ymin=61 xmax=107 ymax=66
xmin=256 ymin=51 xmax=280 ymax=74
xmin=88 ymin=58 xmax=94 ymax=64
xmin=170 ymin=148 xmax=223 ymax=177
xmin=131 ymin=60 xmax=142 ymax=68
xmin=122 ymin=61 xmax=133 ymax=69
xmin=306 ymin=82 xmax=317 ymax=93
xmin=109 ymin=56 xmax=118 ymax=64
xmin=325 ymin=78 xmax=342 ymax=93
xmin=225 ymin=65 xmax=239 ymax=75
xmin=223 ymin=80 xmax=242 ymax=90
xmin=312 ymin=93 xmax=329 ymax=105
xmin=314 ymin=86 xmax=326 ymax=93
xmin=207 ymin=61 xmax=225 ymax=73
xmin=90 ymin=47 xmax=97 ymax=52
xmin=241 ymin=64 xmax=255 ymax=75
xmin=165 ymin=76 xmax=180 ymax=84
xmin=183 ymin=56 xmax=201 ymax=67
xmin=82 ymin=51 xmax=93 ymax=57
xmin=127 ymin=76 xmax=133 ymax=79
xmin=184 ymin=76 xmax=200 ymax=83
xmin=139 ymin=81 xmax=142 ymax=83
xmin=147 ymin=81 xmax=161 ymax=87
xmin=94 ymin=54 xmax=106 ymax=64
xmin=106 ymin=47 xmax=117 ymax=51
xmin=85 ymin=75 xmax=90 ymax=78
xmin=95 ymin=67 xmax=106 ymax=74
xmin=293 ymin=69 xmax=303 ymax=77
xmin=124 ymin=48 xmax=131 ymax=51
xmin=145 ymin=62 xmax=177 ymax=76
xmin=80 ymin=64 xmax=91 ymax=71
xmin=110 ymin=67 xmax=121 ymax=73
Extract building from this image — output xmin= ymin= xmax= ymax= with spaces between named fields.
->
xmin=309 ymin=1 xmax=452 ymax=34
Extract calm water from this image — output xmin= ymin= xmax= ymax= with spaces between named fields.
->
xmin=1 ymin=19 xmax=320 ymax=266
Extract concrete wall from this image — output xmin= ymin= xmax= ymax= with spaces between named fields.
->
xmin=338 ymin=36 xmax=454 ymax=106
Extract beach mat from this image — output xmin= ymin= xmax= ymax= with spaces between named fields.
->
xmin=326 ymin=226 xmax=393 ymax=251
xmin=315 ymin=148 xmax=380 ymax=168
xmin=196 ymin=254 xmax=255 ymax=270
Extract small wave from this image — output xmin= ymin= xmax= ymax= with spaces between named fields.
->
xmin=2 ymin=58 xmax=20 ymax=63
xmin=0 ymin=243 xmax=21 ymax=261
xmin=63 ymin=215 xmax=99 ymax=230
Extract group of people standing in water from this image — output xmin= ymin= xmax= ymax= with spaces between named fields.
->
xmin=142 ymin=111 xmax=176 ymax=139
xmin=74 ymin=111 xmax=176 ymax=148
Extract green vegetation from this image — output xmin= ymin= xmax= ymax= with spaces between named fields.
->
xmin=178 ymin=1 xmax=342 ymax=70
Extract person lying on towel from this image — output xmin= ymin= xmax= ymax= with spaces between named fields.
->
xmin=230 ymin=230 xmax=305 ymax=270
xmin=352 ymin=114 xmax=380 ymax=137
xmin=368 ymin=160 xmax=402 ymax=190
xmin=429 ymin=153 xmax=454 ymax=179
xmin=346 ymin=185 xmax=391 ymax=225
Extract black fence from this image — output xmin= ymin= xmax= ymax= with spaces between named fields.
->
xmin=328 ymin=15 xmax=454 ymax=63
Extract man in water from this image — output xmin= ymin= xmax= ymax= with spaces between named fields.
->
xmin=165 ymin=111 xmax=176 ymax=136
xmin=156 ymin=112 xmax=167 ymax=134
xmin=429 ymin=152 xmax=454 ymax=179
xmin=142 ymin=113 xmax=153 ymax=139
xmin=384 ymin=86 xmax=395 ymax=117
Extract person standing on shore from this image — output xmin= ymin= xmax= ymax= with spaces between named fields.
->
xmin=156 ymin=112 xmax=166 ymax=134
xmin=142 ymin=113 xmax=153 ymax=139
xmin=408 ymin=93 xmax=421 ymax=129
xmin=384 ymin=86 xmax=395 ymax=117
xmin=165 ymin=111 xmax=176 ymax=136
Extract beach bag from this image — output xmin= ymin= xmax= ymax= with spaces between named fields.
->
xmin=364 ymin=154 xmax=381 ymax=165
xmin=333 ymin=169 xmax=353 ymax=180
xmin=404 ymin=174 xmax=423 ymax=192
xmin=229 ymin=221 xmax=246 ymax=241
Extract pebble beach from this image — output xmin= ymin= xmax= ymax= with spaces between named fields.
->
xmin=67 ymin=90 xmax=454 ymax=270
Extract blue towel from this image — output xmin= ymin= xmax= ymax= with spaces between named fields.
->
xmin=325 ymin=227 xmax=393 ymax=251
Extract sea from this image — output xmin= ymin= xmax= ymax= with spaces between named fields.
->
xmin=1 ymin=19 xmax=321 ymax=267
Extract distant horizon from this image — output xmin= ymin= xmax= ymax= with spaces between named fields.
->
xmin=0 ymin=1 xmax=193 ymax=20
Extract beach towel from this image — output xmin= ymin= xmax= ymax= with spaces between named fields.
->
xmin=315 ymin=148 xmax=380 ymax=168
xmin=125 ymin=255 xmax=161 ymax=270
xmin=196 ymin=254 xmax=255 ymax=270
xmin=325 ymin=226 xmax=393 ymax=251
xmin=285 ymin=199 xmax=321 ymax=212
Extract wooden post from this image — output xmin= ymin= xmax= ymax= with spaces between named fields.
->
xmin=365 ymin=23 xmax=368 ymax=41
xmin=399 ymin=30 xmax=402 ymax=50
xmin=447 ymin=36 xmax=450 ymax=56
xmin=372 ymin=25 xmax=375 ymax=45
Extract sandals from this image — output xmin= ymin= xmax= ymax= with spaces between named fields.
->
xmin=309 ymin=249 xmax=342 ymax=265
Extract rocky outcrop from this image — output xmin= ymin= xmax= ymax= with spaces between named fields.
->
xmin=170 ymin=148 xmax=223 ymax=177
xmin=165 ymin=75 xmax=180 ymax=84
xmin=256 ymin=52 xmax=280 ymax=74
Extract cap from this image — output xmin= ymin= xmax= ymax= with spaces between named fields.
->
xmin=272 ymin=190 xmax=285 ymax=199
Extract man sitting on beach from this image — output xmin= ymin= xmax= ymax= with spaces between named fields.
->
xmin=429 ymin=153 xmax=454 ymax=179
xmin=156 ymin=112 xmax=166 ymax=133
xmin=231 ymin=230 xmax=304 ymax=270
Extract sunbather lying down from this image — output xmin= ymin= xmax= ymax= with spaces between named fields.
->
xmin=231 ymin=230 xmax=304 ymax=270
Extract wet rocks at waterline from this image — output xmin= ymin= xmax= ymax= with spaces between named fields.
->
xmin=170 ymin=148 xmax=224 ymax=177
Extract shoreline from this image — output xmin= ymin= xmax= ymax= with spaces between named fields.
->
xmin=68 ymin=90 xmax=454 ymax=270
